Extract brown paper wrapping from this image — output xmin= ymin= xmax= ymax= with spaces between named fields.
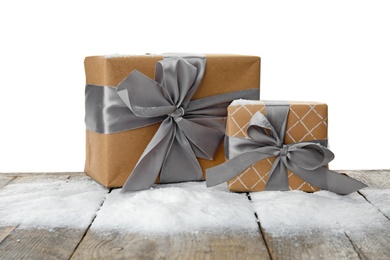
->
xmin=84 ymin=54 xmax=261 ymax=188
xmin=226 ymin=101 xmax=328 ymax=192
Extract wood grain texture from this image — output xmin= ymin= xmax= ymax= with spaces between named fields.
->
xmin=0 ymin=226 xmax=16 ymax=244
xmin=0 ymin=176 xmax=14 ymax=189
xmin=71 ymin=230 xmax=269 ymax=260
xmin=342 ymin=170 xmax=390 ymax=189
xmin=0 ymin=228 xmax=87 ymax=260
xmin=261 ymin=229 xmax=359 ymax=260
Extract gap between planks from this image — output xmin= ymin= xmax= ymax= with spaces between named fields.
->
xmin=69 ymin=188 xmax=113 ymax=259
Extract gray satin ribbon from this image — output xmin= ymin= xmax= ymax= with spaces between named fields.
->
xmin=85 ymin=55 xmax=260 ymax=192
xmin=206 ymin=102 xmax=367 ymax=195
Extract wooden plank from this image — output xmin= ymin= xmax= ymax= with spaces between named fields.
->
xmin=342 ymin=169 xmax=390 ymax=189
xmin=253 ymin=191 xmax=390 ymax=259
xmin=71 ymin=230 xmax=269 ymax=260
xmin=0 ymin=228 xmax=87 ymax=260
xmin=250 ymin=191 xmax=361 ymax=260
xmin=260 ymin=229 xmax=359 ymax=260
xmin=250 ymin=189 xmax=390 ymax=260
xmin=0 ymin=175 xmax=108 ymax=260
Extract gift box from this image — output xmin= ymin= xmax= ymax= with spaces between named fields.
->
xmin=206 ymin=100 xmax=366 ymax=195
xmin=226 ymin=100 xmax=327 ymax=192
xmin=84 ymin=54 xmax=260 ymax=190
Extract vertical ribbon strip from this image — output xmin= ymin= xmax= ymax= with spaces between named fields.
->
xmin=206 ymin=102 xmax=367 ymax=195
xmin=85 ymin=55 xmax=260 ymax=192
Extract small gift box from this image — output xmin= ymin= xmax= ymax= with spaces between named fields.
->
xmin=206 ymin=100 xmax=366 ymax=195
xmin=84 ymin=54 xmax=260 ymax=191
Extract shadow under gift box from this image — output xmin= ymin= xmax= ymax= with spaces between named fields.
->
xmin=84 ymin=54 xmax=261 ymax=188
xmin=226 ymin=101 xmax=328 ymax=192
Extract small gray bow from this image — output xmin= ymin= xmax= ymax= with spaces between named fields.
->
xmin=207 ymin=108 xmax=367 ymax=195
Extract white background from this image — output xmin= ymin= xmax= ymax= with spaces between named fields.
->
xmin=0 ymin=0 xmax=389 ymax=172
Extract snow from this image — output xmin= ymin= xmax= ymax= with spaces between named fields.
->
xmin=91 ymin=182 xmax=258 ymax=234
xmin=251 ymin=190 xmax=388 ymax=236
xmin=360 ymin=189 xmax=390 ymax=217
xmin=1 ymin=176 xmax=388 ymax=236
xmin=0 ymin=176 xmax=108 ymax=229
xmin=230 ymin=99 xmax=262 ymax=106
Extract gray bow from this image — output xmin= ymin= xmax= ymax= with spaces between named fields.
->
xmin=206 ymin=107 xmax=367 ymax=195
xmin=85 ymin=56 xmax=259 ymax=192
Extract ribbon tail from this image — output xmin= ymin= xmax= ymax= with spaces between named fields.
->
xmin=287 ymin=163 xmax=367 ymax=195
xmin=162 ymin=55 xmax=207 ymax=106
xmin=121 ymin=119 xmax=175 ymax=192
xmin=265 ymin=157 xmax=289 ymax=191
xmin=206 ymin=150 xmax=274 ymax=187
xmin=160 ymin=125 xmax=203 ymax=183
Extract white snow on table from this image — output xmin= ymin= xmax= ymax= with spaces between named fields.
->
xmin=360 ymin=189 xmax=390 ymax=217
xmin=0 ymin=176 xmax=108 ymax=229
xmin=1 ymin=176 xmax=388 ymax=236
xmin=251 ymin=190 xmax=389 ymax=236
xmin=91 ymin=182 xmax=258 ymax=234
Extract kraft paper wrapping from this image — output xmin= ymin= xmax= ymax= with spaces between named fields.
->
xmin=226 ymin=101 xmax=328 ymax=192
xmin=84 ymin=54 xmax=261 ymax=188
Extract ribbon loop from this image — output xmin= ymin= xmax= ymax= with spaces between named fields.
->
xmin=206 ymin=103 xmax=367 ymax=195
xmin=287 ymin=143 xmax=332 ymax=170
xmin=117 ymin=70 xmax=175 ymax=118
xmin=155 ymin=57 xmax=198 ymax=107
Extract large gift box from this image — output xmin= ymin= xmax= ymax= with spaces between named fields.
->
xmin=84 ymin=54 xmax=260 ymax=190
xmin=206 ymin=100 xmax=366 ymax=195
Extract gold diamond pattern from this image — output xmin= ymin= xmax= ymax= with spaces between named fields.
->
xmin=227 ymin=102 xmax=328 ymax=192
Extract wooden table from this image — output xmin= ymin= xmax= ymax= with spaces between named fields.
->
xmin=0 ymin=170 xmax=389 ymax=260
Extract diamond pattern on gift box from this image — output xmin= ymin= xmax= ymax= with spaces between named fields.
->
xmin=228 ymin=158 xmax=274 ymax=192
xmin=227 ymin=102 xmax=327 ymax=192
xmin=227 ymin=105 xmax=265 ymax=138
xmin=285 ymin=104 xmax=328 ymax=143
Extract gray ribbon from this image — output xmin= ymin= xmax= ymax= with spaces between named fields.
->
xmin=85 ymin=55 xmax=260 ymax=192
xmin=206 ymin=102 xmax=367 ymax=195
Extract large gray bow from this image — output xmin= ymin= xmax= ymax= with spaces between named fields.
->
xmin=206 ymin=109 xmax=367 ymax=195
xmin=111 ymin=56 xmax=259 ymax=192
